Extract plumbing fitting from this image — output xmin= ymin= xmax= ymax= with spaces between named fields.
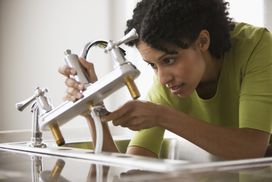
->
xmin=82 ymin=28 xmax=140 ymax=100
xmin=16 ymin=87 xmax=65 ymax=147
xmin=49 ymin=123 xmax=65 ymax=146
xmin=89 ymin=105 xmax=107 ymax=153
xmin=40 ymin=29 xmax=140 ymax=152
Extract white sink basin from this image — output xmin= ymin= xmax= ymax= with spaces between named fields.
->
xmin=0 ymin=138 xmax=193 ymax=172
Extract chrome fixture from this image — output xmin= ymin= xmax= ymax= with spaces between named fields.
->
xmin=16 ymin=87 xmax=53 ymax=148
xmin=40 ymin=29 xmax=140 ymax=152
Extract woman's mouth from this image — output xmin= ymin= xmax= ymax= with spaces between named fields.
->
xmin=168 ymin=83 xmax=186 ymax=95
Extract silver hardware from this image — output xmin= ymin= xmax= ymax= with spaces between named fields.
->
xmin=92 ymin=105 xmax=110 ymax=117
xmin=40 ymin=28 xmax=139 ymax=131
xmin=16 ymin=87 xmax=48 ymax=111
xmin=105 ymin=29 xmax=138 ymax=65
xmin=105 ymin=28 xmax=138 ymax=52
xmin=16 ymin=87 xmax=52 ymax=148
xmin=40 ymin=29 xmax=140 ymax=154
xmin=64 ymin=49 xmax=90 ymax=84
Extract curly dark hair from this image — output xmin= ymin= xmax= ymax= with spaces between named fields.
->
xmin=125 ymin=0 xmax=235 ymax=59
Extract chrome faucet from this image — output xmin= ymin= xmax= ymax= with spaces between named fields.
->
xmin=16 ymin=87 xmax=53 ymax=148
xmin=15 ymin=29 xmax=139 ymax=152
xmin=39 ymin=29 xmax=140 ymax=152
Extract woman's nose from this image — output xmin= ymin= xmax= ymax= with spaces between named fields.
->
xmin=158 ymin=68 xmax=172 ymax=85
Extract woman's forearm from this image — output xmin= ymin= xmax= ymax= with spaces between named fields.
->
xmin=158 ymin=107 xmax=270 ymax=160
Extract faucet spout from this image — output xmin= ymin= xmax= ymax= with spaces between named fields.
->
xmin=40 ymin=29 xmax=140 ymax=152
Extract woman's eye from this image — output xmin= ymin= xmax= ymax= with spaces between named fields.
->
xmin=163 ymin=58 xmax=175 ymax=65
xmin=148 ymin=63 xmax=157 ymax=69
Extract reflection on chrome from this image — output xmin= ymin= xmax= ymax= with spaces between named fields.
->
xmin=40 ymin=159 xmax=68 ymax=182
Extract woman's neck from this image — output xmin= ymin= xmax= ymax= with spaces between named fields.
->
xmin=196 ymin=53 xmax=223 ymax=99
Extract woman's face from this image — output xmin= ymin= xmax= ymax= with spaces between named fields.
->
xmin=137 ymin=41 xmax=207 ymax=97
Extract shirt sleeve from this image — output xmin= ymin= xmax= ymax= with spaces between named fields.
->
xmin=239 ymin=29 xmax=272 ymax=133
xmin=128 ymin=127 xmax=165 ymax=155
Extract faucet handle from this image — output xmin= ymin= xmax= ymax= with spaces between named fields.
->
xmin=16 ymin=95 xmax=37 ymax=111
xmin=105 ymin=28 xmax=138 ymax=52
xmin=115 ymin=28 xmax=138 ymax=47
xmin=16 ymin=87 xmax=48 ymax=111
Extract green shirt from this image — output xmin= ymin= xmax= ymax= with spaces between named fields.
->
xmin=128 ymin=23 xmax=272 ymax=155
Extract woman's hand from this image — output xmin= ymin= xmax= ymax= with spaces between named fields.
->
xmin=101 ymin=100 xmax=171 ymax=131
xmin=58 ymin=57 xmax=97 ymax=102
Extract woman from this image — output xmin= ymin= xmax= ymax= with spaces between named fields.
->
xmin=59 ymin=0 xmax=272 ymax=160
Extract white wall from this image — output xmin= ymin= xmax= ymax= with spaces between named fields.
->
xmin=0 ymin=0 xmax=270 ymax=134
xmin=228 ymin=0 xmax=264 ymax=27
xmin=264 ymin=0 xmax=272 ymax=31
xmin=0 ymin=0 xmax=142 ymax=135
xmin=0 ymin=0 xmax=110 ymax=131
xmin=228 ymin=0 xmax=271 ymax=32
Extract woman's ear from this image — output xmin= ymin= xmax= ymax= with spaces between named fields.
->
xmin=197 ymin=30 xmax=210 ymax=51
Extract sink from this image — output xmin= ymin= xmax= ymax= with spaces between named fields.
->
xmin=62 ymin=138 xmax=220 ymax=162
xmin=0 ymin=134 xmax=222 ymax=172
xmin=0 ymin=127 xmax=222 ymax=173
xmin=0 ymin=137 xmax=198 ymax=172
xmin=3 ymin=134 xmax=272 ymax=176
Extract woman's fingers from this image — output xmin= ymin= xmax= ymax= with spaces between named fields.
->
xmin=66 ymin=87 xmax=83 ymax=98
xmin=63 ymin=94 xmax=77 ymax=102
xmin=59 ymin=58 xmax=97 ymax=83
xmin=100 ymin=100 xmax=162 ymax=130
xmin=101 ymin=101 xmax=144 ymax=127
xmin=59 ymin=58 xmax=99 ymax=103
xmin=62 ymin=77 xmax=85 ymax=102
xmin=65 ymin=77 xmax=85 ymax=90
xmin=58 ymin=65 xmax=77 ymax=77
xmin=101 ymin=101 xmax=133 ymax=122
xmin=79 ymin=58 xmax=98 ymax=82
